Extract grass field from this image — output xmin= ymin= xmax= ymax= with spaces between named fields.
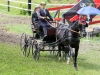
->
xmin=0 ymin=0 xmax=100 ymax=75
xmin=5 ymin=24 xmax=32 ymax=35
xmin=0 ymin=40 xmax=100 ymax=75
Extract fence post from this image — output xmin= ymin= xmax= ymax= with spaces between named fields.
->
xmin=8 ymin=0 xmax=10 ymax=12
xmin=28 ymin=0 xmax=31 ymax=15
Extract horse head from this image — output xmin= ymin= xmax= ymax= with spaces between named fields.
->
xmin=72 ymin=21 xmax=87 ymax=37
xmin=79 ymin=23 xmax=88 ymax=37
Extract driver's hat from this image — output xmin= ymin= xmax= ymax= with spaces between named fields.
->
xmin=40 ymin=2 xmax=46 ymax=5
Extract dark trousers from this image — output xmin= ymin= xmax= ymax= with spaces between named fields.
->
xmin=43 ymin=26 xmax=51 ymax=35
xmin=39 ymin=26 xmax=51 ymax=38
xmin=38 ymin=20 xmax=52 ymax=38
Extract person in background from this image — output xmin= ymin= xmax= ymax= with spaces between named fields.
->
xmin=78 ymin=15 xmax=87 ymax=25
xmin=38 ymin=2 xmax=53 ymax=38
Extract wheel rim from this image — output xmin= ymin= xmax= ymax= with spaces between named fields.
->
xmin=32 ymin=40 xmax=40 ymax=60
xmin=20 ymin=33 xmax=26 ymax=56
xmin=20 ymin=33 xmax=30 ymax=57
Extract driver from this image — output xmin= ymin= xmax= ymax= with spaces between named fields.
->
xmin=37 ymin=2 xmax=53 ymax=38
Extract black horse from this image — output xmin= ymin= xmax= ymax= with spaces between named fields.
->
xmin=56 ymin=21 xmax=87 ymax=70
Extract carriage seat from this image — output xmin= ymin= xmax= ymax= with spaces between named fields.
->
xmin=42 ymin=27 xmax=56 ymax=42
xmin=31 ymin=21 xmax=39 ymax=33
xmin=47 ymin=27 xmax=56 ymax=36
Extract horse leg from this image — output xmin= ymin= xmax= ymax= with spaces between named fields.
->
xmin=60 ymin=46 xmax=66 ymax=61
xmin=58 ymin=44 xmax=61 ymax=61
xmin=73 ymin=46 xmax=79 ymax=70
xmin=66 ymin=45 xmax=71 ymax=64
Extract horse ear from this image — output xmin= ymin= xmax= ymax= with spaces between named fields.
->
xmin=85 ymin=23 xmax=88 ymax=27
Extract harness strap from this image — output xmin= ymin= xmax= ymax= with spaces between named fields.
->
xmin=58 ymin=28 xmax=80 ymax=34
xmin=66 ymin=28 xmax=80 ymax=34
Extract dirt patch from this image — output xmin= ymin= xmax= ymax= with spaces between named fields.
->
xmin=0 ymin=12 xmax=31 ymax=44
xmin=0 ymin=13 xmax=31 ymax=25
xmin=0 ymin=28 xmax=21 ymax=44
xmin=79 ymin=41 xmax=100 ymax=54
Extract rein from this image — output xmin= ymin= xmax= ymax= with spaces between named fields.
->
xmin=45 ymin=19 xmax=79 ymax=34
xmin=58 ymin=28 xmax=80 ymax=34
xmin=58 ymin=21 xmax=80 ymax=34
xmin=68 ymin=21 xmax=80 ymax=34
xmin=66 ymin=28 xmax=80 ymax=34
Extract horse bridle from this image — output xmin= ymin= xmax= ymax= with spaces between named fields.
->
xmin=67 ymin=21 xmax=80 ymax=34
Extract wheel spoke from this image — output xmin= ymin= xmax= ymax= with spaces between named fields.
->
xmin=20 ymin=33 xmax=31 ymax=57
xmin=32 ymin=40 xmax=40 ymax=60
xmin=21 ymin=46 xmax=25 ymax=55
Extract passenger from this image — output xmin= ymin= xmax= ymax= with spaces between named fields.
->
xmin=31 ymin=5 xmax=40 ymax=39
xmin=37 ymin=2 xmax=53 ymax=38
xmin=31 ymin=5 xmax=40 ymax=26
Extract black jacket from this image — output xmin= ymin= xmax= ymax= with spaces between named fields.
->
xmin=39 ymin=9 xmax=53 ymax=21
xmin=31 ymin=12 xmax=38 ymax=24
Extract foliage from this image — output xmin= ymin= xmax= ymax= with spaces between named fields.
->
xmin=19 ymin=4 xmax=28 ymax=15
xmin=0 ymin=0 xmax=77 ymax=16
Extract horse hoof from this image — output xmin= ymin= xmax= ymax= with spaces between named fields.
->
xmin=67 ymin=58 xmax=70 ymax=64
xmin=58 ymin=57 xmax=61 ymax=61
xmin=74 ymin=63 xmax=78 ymax=71
xmin=74 ymin=67 xmax=78 ymax=71
xmin=67 ymin=60 xmax=70 ymax=64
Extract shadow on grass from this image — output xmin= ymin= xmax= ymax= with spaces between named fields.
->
xmin=32 ymin=49 xmax=100 ymax=71
xmin=38 ymin=54 xmax=100 ymax=71
xmin=78 ymin=58 xmax=100 ymax=71
xmin=38 ymin=52 xmax=69 ymax=63
xmin=39 ymin=54 xmax=59 ymax=62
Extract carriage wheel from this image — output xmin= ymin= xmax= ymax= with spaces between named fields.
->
xmin=20 ymin=33 xmax=31 ymax=57
xmin=32 ymin=40 xmax=40 ymax=60
xmin=27 ymin=37 xmax=32 ymax=56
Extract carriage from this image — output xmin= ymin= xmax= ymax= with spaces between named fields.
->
xmin=19 ymin=0 xmax=91 ymax=70
xmin=19 ymin=19 xmax=87 ymax=71
xmin=20 ymin=21 xmax=61 ymax=60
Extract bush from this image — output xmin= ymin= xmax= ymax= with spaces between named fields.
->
xmin=47 ymin=0 xmax=51 ymax=3
xmin=19 ymin=4 xmax=28 ymax=15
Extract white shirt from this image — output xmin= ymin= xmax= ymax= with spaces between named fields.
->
xmin=41 ymin=8 xmax=46 ymax=15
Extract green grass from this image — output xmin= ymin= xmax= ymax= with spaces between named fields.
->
xmin=5 ymin=24 xmax=32 ymax=35
xmin=81 ymin=36 xmax=100 ymax=42
xmin=0 ymin=40 xmax=100 ymax=75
